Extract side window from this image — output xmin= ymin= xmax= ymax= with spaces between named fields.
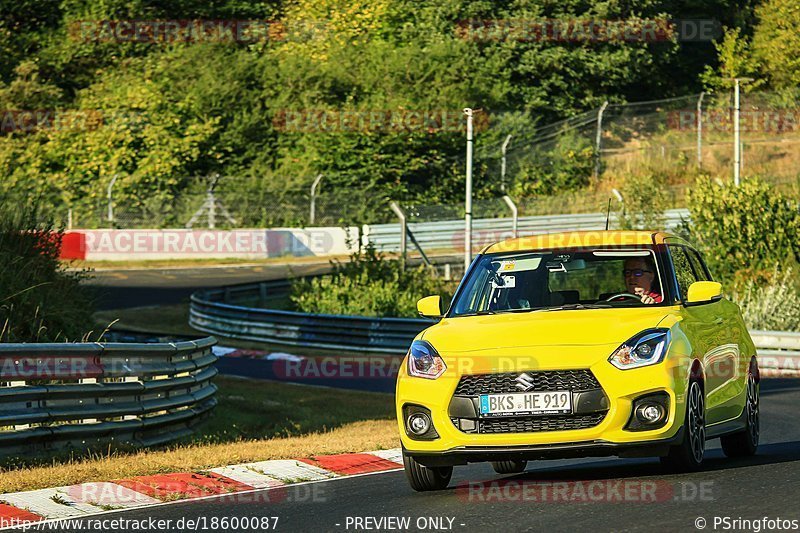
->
xmin=669 ymin=246 xmax=698 ymax=301
xmin=687 ymin=249 xmax=712 ymax=281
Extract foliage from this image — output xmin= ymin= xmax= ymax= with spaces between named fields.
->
xmin=700 ymin=27 xmax=764 ymax=93
xmin=734 ymin=267 xmax=800 ymax=331
xmin=0 ymin=205 xmax=95 ymax=342
xmin=291 ymin=244 xmax=455 ymax=317
xmin=616 ymin=171 xmax=670 ymax=230
xmin=752 ymin=0 xmax=800 ymax=90
xmin=510 ymin=129 xmax=595 ymax=197
xmin=685 ymin=176 xmax=800 ymax=286
xmin=0 ymin=0 xmax=747 ymax=226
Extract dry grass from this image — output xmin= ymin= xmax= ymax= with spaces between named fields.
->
xmin=0 ymin=377 xmax=399 ymax=494
xmin=94 ymin=303 xmax=198 ymax=336
xmin=0 ymin=420 xmax=398 ymax=494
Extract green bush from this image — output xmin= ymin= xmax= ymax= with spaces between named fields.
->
xmin=616 ymin=172 xmax=670 ymax=230
xmin=511 ymin=129 xmax=595 ymax=197
xmin=685 ymin=176 xmax=800 ymax=286
xmin=290 ymin=245 xmax=455 ymax=318
xmin=0 ymin=208 xmax=95 ymax=342
xmin=734 ymin=268 xmax=800 ymax=331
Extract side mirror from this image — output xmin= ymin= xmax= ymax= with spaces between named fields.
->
xmin=687 ymin=281 xmax=722 ymax=304
xmin=417 ymin=295 xmax=443 ymax=318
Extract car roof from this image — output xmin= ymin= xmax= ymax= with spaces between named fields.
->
xmin=481 ymin=230 xmax=692 ymax=254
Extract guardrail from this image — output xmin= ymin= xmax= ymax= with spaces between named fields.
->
xmin=190 ymin=280 xmax=800 ymax=372
xmin=0 ymin=337 xmax=218 ymax=456
xmin=750 ymin=330 xmax=800 ymax=375
xmin=363 ymin=208 xmax=689 ymax=253
xmin=190 ymin=280 xmax=431 ymax=354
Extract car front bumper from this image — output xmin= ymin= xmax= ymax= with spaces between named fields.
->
xmin=396 ymin=346 xmax=691 ymax=461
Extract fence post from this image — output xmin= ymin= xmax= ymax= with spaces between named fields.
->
xmin=696 ymin=92 xmax=705 ymax=168
xmin=389 ymin=201 xmax=407 ymax=269
xmin=309 ymin=173 xmax=323 ymax=225
xmin=464 ymin=107 xmax=474 ymax=271
xmin=500 ymin=134 xmax=512 ymax=193
xmin=107 ymin=174 xmax=118 ymax=226
xmin=502 ymin=195 xmax=518 ymax=238
xmin=593 ymin=101 xmax=609 ymax=181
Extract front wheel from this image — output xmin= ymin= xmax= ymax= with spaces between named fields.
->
xmin=661 ymin=379 xmax=706 ymax=472
xmin=721 ymin=359 xmax=759 ymax=458
xmin=403 ymin=453 xmax=452 ymax=492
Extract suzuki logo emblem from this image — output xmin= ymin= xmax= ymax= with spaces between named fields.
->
xmin=515 ymin=373 xmax=536 ymax=391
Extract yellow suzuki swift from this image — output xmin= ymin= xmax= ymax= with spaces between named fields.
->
xmin=397 ymin=231 xmax=759 ymax=491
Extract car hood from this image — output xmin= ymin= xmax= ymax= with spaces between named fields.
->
xmin=421 ymin=307 xmax=674 ymax=353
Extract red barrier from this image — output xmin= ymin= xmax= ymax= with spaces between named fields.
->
xmin=60 ymin=231 xmax=86 ymax=260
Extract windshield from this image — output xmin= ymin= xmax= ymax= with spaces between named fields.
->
xmin=450 ymin=247 xmax=668 ymax=317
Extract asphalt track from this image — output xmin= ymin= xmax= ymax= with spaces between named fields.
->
xmin=27 ymin=378 xmax=800 ymax=533
xmin=83 ymin=262 xmax=333 ymax=310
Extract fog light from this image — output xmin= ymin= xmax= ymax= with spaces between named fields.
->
xmin=636 ymin=403 xmax=665 ymax=424
xmin=408 ymin=413 xmax=431 ymax=435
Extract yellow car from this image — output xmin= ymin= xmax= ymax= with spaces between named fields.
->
xmin=397 ymin=231 xmax=759 ymax=491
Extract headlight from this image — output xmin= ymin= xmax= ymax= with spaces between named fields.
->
xmin=407 ymin=340 xmax=446 ymax=379
xmin=608 ymin=329 xmax=671 ymax=370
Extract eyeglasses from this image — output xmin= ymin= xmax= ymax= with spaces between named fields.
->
xmin=623 ymin=269 xmax=653 ymax=278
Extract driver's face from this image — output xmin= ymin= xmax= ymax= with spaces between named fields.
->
xmin=624 ymin=258 xmax=655 ymax=294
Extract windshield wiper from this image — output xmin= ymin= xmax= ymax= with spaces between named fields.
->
xmin=543 ymin=303 xmax=613 ymax=311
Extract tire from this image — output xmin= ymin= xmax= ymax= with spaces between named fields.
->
xmin=721 ymin=359 xmax=759 ymax=458
xmin=403 ymin=452 xmax=452 ymax=492
xmin=491 ymin=460 xmax=527 ymax=475
xmin=661 ymin=379 xmax=706 ymax=472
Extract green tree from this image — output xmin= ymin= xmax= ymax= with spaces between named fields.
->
xmin=752 ymin=0 xmax=800 ymax=90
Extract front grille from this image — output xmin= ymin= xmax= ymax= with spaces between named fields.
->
xmin=473 ymin=412 xmax=606 ymax=434
xmin=454 ymin=369 xmax=601 ymax=396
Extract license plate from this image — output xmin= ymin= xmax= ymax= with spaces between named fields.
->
xmin=479 ymin=391 xmax=572 ymax=416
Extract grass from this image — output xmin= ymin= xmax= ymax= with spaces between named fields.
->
xmin=0 ymin=376 xmax=398 ymax=494
xmin=92 ymin=284 xmax=294 ymax=338
xmin=94 ymin=303 xmax=197 ymax=336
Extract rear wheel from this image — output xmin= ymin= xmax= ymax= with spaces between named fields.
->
xmin=403 ymin=453 xmax=452 ymax=492
xmin=721 ymin=360 xmax=759 ymax=458
xmin=491 ymin=460 xmax=527 ymax=475
xmin=661 ymin=379 xmax=705 ymax=472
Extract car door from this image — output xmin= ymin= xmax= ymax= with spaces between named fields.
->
xmin=685 ymin=247 xmax=748 ymax=422
xmin=668 ymin=245 xmax=735 ymax=425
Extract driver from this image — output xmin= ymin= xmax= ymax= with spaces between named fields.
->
xmin=622 ymin=256 xmax=662 ymax=304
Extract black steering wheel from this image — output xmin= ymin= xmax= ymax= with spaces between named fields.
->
xmin=604 ymin=292 xmax=642 ymax=302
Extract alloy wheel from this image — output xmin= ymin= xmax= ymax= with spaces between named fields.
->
xmin=687 ymin=381 xmax=705 ymax=464
xmin=746 ymin=371 xmax=759 ymax=446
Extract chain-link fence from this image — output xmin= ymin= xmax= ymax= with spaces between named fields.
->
xmin=58 ymin=89 xmax=799 ymax=230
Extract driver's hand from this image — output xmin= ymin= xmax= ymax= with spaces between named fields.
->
xmin=635 ymin=287 xmax=655 ymax=305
